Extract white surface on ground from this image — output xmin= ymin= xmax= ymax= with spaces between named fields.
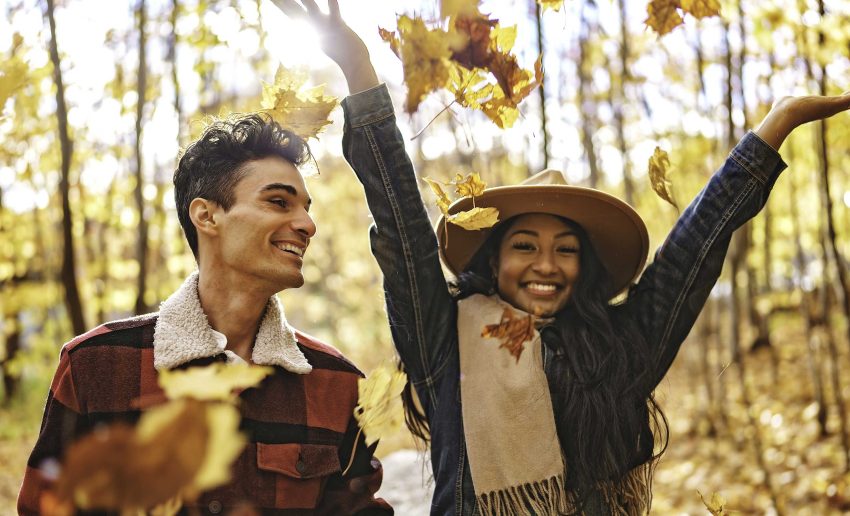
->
xmin=376 ymin=449 xmax=434 ymax=515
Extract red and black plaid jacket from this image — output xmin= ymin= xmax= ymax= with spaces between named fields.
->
xmin=18 ymin=313 xmax=392 ymax=515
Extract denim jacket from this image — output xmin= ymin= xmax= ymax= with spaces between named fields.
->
xmin=341 ymin=84 xmax=786 ymax=515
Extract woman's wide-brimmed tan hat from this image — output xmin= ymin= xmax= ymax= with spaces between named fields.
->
xmin=436 ymin=169 xmax=649 ymax=297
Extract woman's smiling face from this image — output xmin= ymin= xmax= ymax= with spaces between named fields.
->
xmin=494 ymin=213 xmax=581 ymax=317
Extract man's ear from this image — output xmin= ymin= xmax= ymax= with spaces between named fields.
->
xmin=189 ymin=198 xmax=220 ymax=236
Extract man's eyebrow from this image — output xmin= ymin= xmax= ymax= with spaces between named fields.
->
xmin=261 ymin=183 xmax=312 ymax=209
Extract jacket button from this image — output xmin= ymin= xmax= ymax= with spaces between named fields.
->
xmin=295 ymin=459 xmax=307 ymax=475
xmin=208 ymin=500 xmax=222 ymax=514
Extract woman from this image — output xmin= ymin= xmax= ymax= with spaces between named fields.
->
xmin=277 ymin=1 xmax=850 ymax=513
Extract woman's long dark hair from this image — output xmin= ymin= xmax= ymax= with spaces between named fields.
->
xmin=402 ymin=214 xmax=669 ymax=500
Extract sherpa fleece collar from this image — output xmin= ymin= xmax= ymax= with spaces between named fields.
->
xmin=153 ymin=271 xmax=312 ymax=374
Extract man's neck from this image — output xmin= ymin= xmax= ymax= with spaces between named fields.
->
xmin=196 ymin=270 xmax=274 ymax=363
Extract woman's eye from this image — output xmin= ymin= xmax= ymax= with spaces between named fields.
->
xmin=558 ymin=246 xmax=579 ymax=254
xmin=512 ymin=241 xmax=535 ymax=251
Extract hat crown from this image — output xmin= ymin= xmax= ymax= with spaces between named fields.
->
xmin=521 ymin=169 xmax=569 ymax=186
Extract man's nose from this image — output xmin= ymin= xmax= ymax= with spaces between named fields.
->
xmin=293 ymin=209 xmax=317 ymax=239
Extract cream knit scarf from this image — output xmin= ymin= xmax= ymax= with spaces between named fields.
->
xmin=458 ymin=294 xmax=653 ymax=516
xmin=458 ymin=294 xmax=568 ymax=515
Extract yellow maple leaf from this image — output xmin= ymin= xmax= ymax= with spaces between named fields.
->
xmin=451 ymin=172 xmax=486 ymax=198
xmin=448 ymin=206 xmax=500 ymax=230
xmin=158 ymin=362 xmax=274 ymax=402
xmin=354 ymin=365 xmax=407 ymax=446
xmin=260 ymin=64 xmax=338 ymax=139
xmin=698 ymin=490 xmax=728 ymax=515
xmin=189 ymin=403 xmax=245 ymax=492
xmin=395 ymin=15 xmax=453 ymax=113
xmin=648 ymin=146 xmax=678 ymax=210
xmin=645 ymin=0 xmax=685 ymax=36
xmin=441 ymin=0 xmax=481 ymax=18
xmin=681 ymin=0 xmax=721 ymax=19
xmin=423 ymin=177 xmax=453 ymax=215
xmin=482 ymin=54 xmax=543 ymax=128
xmin=537 ymin=0 xmax=565 ymax=11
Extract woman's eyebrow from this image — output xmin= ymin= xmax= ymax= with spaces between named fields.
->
xmin=508 ymin=229 xmax=576 ymax=238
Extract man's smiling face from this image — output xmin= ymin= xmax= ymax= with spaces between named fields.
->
xmin=208 ymin=155 xmax=316 ymax=292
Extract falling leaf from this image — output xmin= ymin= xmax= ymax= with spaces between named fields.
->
xmin=190 ymin=403 xmax=245 ymax=493
xmin=448 ymin=11 xmax=497 ymax=70
xmin=681 ymin=0 xmax=721 ymax=19
xmin=645 ymin=0 xmax=685 ymax=36
xmin=260 ymin=64 xmax=338 ymax=139
xmin=698 ymin=490 xmax=728 ymax=515
xmin=158 ymin=362 xmax=273 ymax=402
xmin=378 ymin=27 xmax=400 ymax=58
xmin=648 ymin=146 xmax=678 ymax=210
xmin=55 ymin=400 xmax=209 ymax=511
xmin=423 ymin=177 xmax=453 ymax=215
xmin=537 ymin=0 xmax=565 ymax=11
xmin=450 ymin=172 xmax=487 ymax=198
xmin=448 ymin=206 xmax=500 ymax=230
xmin=354 ymin=365 xmax=407 ymax=446
xmin=441 ymin=0 xmax=481 ymax=18
xmin=393 ymin=15 xmax=453 ymax=113
xmin=482 ymin=307 xmax=535 ymax=362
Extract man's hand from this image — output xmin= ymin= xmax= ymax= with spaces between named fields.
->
xmin=272 ymin=0 xmax=380 ymax=94
xmin=755 ymin=91 xmax=850 ymax=150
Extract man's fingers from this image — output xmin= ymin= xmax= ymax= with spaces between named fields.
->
xmin=272 ymin=0 xmax=308 ymax=19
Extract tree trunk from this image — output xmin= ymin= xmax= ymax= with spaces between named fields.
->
xmin=170 ymin=0 xmax=184 ymax=147
xmin=577 ymin=3 xmax=600 ymax=188
xmin=134 ymin=0 xmax=150 ymax=315
xmin=534 ymin=1 xmax=549 ymax=170
xmin=45 ymin=0 xmax=86 ymax=335
xmin=614 ymin=0 xmax=634 ymax=205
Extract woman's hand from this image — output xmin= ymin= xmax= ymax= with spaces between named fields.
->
xmin=271 ymin=0 xmax=379 ymax=94
xmin=755 ymin=91 xmax=850 ymax=150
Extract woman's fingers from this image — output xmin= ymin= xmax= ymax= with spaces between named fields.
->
xmin=272 ymin=0 xmax=307 ymax=19
xmin=327 ymin=0 xmax=340 ymax=20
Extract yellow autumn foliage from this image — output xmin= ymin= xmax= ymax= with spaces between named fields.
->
xmin=261 ymin=64 xmax=338 ymax=139
xmin=354 ymin=364 xmax=407 ymax=446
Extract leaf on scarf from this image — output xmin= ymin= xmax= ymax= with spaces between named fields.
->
xmin=354 ymin=365 xmax=407 ymax=446
xmin=448 ymin=206 xmax=500 ymax=230
xmin=645 ymin=0 xmax=684 ymax=35
xmin=158 ymin=362 xmax=274 ymax=402
xmin=698 ymin=490 xmax=728 ymax=515
xmin=647 ymin=146 xmax=678 ymax=210
xmin=423 ymin=177 xmax=453 ymax=215
xmin=681 ymin=0 xmax=721 ymax=19
xmin=482 ymin=307 xmax=535 ymax=363
xmin=260 ymin=64 xmax=339 ymax=139
xmin=537 ymin=0 xmax=565 ymax=11
xmin=55 ymin=400 xmax=209 ymax=511
xmin=450 ymin=172 xmax=487 ymax=198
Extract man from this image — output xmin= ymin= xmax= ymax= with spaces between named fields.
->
xmin=18 ymin=113 xmax=392 ymax=515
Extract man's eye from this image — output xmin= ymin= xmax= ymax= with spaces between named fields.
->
xmin=270 ymin=199 xmax=288 ymax=208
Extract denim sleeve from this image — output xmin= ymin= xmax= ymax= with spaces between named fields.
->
xmin=628 ymin=131 xmax=787 ymax=389
xmin=341 ymin=84 xmax=455 ymax=411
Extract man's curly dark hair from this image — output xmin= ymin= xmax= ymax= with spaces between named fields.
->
xmin=173 ymin=112 xmax=310 ymax=259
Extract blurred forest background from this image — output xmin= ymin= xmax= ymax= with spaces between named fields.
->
xmin=2 ymin=0 xmax=850 ymax=513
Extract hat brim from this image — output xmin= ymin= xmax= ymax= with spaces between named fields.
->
xmin=436 ymin=185 xmax=649 ymax=298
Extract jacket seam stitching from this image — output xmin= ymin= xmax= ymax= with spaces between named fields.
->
xmin=656 ymin=177 xmax=757 ymax=353
xmin=363 ymin=125 xmax=438 ymax=407
xmin=729 ymin=152 xmax=768 ymax=186
xmin=349 ymin=111 xmax=395 ymax=129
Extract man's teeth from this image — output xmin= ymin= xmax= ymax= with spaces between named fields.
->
xmin=526 ymin=283 xmax=556 ymax=292
xmin=275 ymin=243 xmax=304 ymax=257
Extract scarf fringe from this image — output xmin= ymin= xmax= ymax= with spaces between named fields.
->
xmin=476 ymin=474 xmax=569 ymax=516
xmin=476 ymin=462 xmax=655 ymax=516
